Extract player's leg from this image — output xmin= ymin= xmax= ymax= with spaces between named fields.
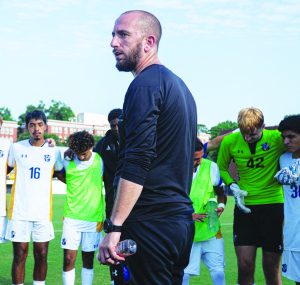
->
xmin=61 ymin=221 xmax=81 ymax=285
xmin=262 ymin=250 xmax=282 ymax=285
xmin=233 ymin=205 xmax=258 ymax=285
xmin=202 ymin=237 xmax=226 ymax=285
xmin=5 ymin=220 xmax=32 ymax=284
xmin=33 ymin=241 xmax=49 ymax=282
xmin=260 ymin=203 xmax=283 ymax=285
xmin=80 ymin=231 xmax=101 ymax=285
xmin=0 ymin=216 xmax=8 ymax=243
xmin=81 ymin=251 xmax=95 ymax=285
xmin=32 ymin=220 xmax=54 ymax=283
xmin=182 ymin=242 xmax=202 ymax=285
xmin=235 ymin=245 xmax=256 ymax=285
xmin=62 ymin=249 xmax=77 ymax=285
xmin=12 ymin=242 xmax=29 ymax=284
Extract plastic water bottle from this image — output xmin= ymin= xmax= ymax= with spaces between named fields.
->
xmin=116 ymin=239 xmax=137 ymax=257
xmin=207 ymin=198 xmax=219 ymax=232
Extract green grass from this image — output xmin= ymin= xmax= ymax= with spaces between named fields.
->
xmin=0 ymin=195 xmax=294 ymax=285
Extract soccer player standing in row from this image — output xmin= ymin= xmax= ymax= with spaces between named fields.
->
xmin=58 ymin=131 xmax=105 ymax=285
xmin=183 ymin=138 xmax=226 ymax=285
xmin=276 ymin=115 xmax=300 ymax=285
xmin=217 ymin=107 xmax=285 ymax=285
xmin=6 ymin=110 xmax=63 ymax=285
xmin=0 ymin=116 xmax=11 ymax=243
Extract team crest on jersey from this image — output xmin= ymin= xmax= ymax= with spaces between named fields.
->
xmin=0 ymin=150 xmax=3 ymax=158
xmin=261 ymin=143 xmax=270 ymax=151
xmin=282 ymin=263 xmax=287 ymax=273
xmin=44 ymin=154 xmax=51 ymax=162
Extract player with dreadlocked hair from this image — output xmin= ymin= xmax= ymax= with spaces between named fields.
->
xmin=57 ymin=130 xmax=105 ymax=285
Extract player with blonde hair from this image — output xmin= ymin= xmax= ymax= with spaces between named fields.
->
xmin=218 ymin=107 xmax=285 ymax=285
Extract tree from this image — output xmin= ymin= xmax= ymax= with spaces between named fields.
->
xmin=197 ymin=124 xmax=209 ymax=134
xmin=207 ymin=120 xmax=238 ymax=162
xmin=17 ymin=101 xmax=46 ymax=126
xmin=0 ymin=107 xmax=14 ymax=121
xmin=210 ymin=120 xmax=238 ymax=139
xmin=47 ymin=100 xmax=75 ymax=121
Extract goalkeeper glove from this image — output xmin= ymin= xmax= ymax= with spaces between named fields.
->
xmin=274 ymin=162 xmax=300 ymax=185
xmin=230 ymin=183 xmax=251 ymax=214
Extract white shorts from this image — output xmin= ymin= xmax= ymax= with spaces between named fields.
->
xmin=184 ymin=237 xmax=225 ymax=276
xmin=5 ymin=220 xmax=54 ymax=242
xmin=0 ymin=216 xmax=8 ymax=243
xmin=61 ymin=220 xmax=102 ymax=252
xmin=282 ymin=250 xmax=300 ymax=282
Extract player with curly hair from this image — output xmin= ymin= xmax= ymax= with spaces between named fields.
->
xmin=57 ymin=130 xmax=105 ymax=285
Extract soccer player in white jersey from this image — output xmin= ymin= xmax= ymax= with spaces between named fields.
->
xmin=5 ymin=110 xmax=63 ymax=285
xmin=56 ymin=131 xmax=105 ymax=285
xmin=0 ymin=116 xmax=11 ymax=243
xmin=276 ymin=115 xmax=300 ymax=285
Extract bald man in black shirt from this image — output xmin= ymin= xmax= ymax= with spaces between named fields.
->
xmin=98 ymin=10 xmax=197 ymax=285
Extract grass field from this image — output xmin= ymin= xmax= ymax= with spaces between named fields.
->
xmin=0 ymin=195 xmax=294 ymax=285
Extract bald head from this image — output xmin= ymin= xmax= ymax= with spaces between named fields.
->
xmin=121 ymin=10 xmax=162 ymax=48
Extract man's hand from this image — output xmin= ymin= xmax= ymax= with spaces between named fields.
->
xmin=47 ymin=138 xmax=56 ymax=147
xmin=64 ymin=148 xmax=75 ymax=161
xmin=275 ymin=163 xmax=300 ymax=185
xmin=230 ymin=183 xmax=251 ymax=214
xmin=97 ymin=232 xmax=124 ymax=265
xmin=192 ymin=213 xmax=206 ymax=222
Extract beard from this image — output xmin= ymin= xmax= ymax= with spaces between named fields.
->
xmin=115 ymin=43 xmax=142 ymax=72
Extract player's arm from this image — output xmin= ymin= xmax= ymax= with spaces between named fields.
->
xmin=217 ymin=138 xmax=251 ymax=213
xmin=7 ymin=165 xmax=13 ymax=174
xmin=216 ymin=138 xmax=235 ymax=185
xmin=211 ymin=162 xmax=227 ymax=216
xmin=54 ymin=168 xmax=66 ymax=183
xmin=215 ymin=185 xmax=227 ymax=216
xmin=53 ymin=148 xmax=65 ymax=182
xmin=207 ymin=134 xmax=227 ymax=152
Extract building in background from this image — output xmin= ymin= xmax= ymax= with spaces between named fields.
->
xmin=0 ymin=120 xmax=18 ymax=142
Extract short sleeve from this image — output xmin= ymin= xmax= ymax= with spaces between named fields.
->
xmin=210 ymin=161 xmax=222 ymax=187
xmin=7 ymin=144 xmax=15 ymax=168
xmin=54 ymin=148 xmax=63 ymax=171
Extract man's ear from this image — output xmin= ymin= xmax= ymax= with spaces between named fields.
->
xmin=144 ymin=35 xmax=156 ymax=52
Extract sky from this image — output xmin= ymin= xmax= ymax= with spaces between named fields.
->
xmin=0 ymin=0 xmax=299 ymax=129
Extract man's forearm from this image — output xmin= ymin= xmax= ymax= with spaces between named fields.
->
xmin=110 ymin=178 xmax=143 ymax=225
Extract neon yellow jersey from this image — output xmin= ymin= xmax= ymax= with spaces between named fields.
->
xmin=64 ymin=153 xmax=105 ymax=222
xmin=190 ymin=159 xmax=220 ymax=241
xmin=217 ymin=129 xmax=285 ymax=205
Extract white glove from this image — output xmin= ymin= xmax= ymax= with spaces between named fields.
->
xmin=275 ymin=163 xmax=300 ymax=185
xmin=230 ymin=183 xmax=251 ymax=214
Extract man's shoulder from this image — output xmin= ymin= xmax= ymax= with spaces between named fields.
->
xmin=280 ymin=151 xmax=292 ymax=160
xmin=222 ymin=132 xmax=240 ymax=144
xmin=13 ymin=139 xmax=29 ymax=149
xmin=95 ymin=132 xmax=112 ymax=152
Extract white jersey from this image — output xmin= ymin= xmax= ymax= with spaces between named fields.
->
xmin=280 ymin=152 xmax=300 ymax=251
xmin=0 ymin=138 xmax=11 ymax=216
xmin=7 ymin=139 xmax=63 ymax=221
